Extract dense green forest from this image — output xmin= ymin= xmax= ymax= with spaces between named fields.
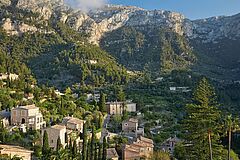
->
xmin=100 ymin=26 xmax=196 ymax=73
xmin=0 ymin=21 xmax=128 ymax=89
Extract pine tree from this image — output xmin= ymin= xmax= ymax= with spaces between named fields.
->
xmin=183 ymin=78 xmax=222 ymax=160
xmin=82 ymin=123 xmax=88 ymax=160
xmin=102 ymin=137 xmax=107 ymax=160
xmin=42 ymin=130 xmax=50 ymax=159
xmin=56 ymin=136 xmax=62 ymax=152
xmin=99 ymin=92 xmax=106 ymax=112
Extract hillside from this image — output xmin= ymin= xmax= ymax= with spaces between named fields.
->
xmin=0 ymin=0 xmax=240 ymax=85
xmin=100 ymin=26 xmax=196 ymax=73
xmin=0 ymin=3 xmax=129 ymax=89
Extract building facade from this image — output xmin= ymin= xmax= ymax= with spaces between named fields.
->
xmin=11 ymin=105 xmax=46 ymax=130
xmin=106 ymin=101 xmax=137 ymax=115
xmin=62 ymin=116 xmax=85 ymax=133
xmin=122 ymin=118 xmax=138 ymax=133
xmin=44 ymin=125 xmax=67 ymax=150
xmin=123 ymin=136 xmax=154 ymax=160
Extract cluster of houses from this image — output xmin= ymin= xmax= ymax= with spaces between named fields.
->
xmin=0 ymin=99 xmax=180 ymax=160
xmin=0 ymin=104 xmax=86 ymax=159
xmin=104 ymin=101 xmax=154 ymax=160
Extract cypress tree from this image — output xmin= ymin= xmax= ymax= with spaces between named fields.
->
xmin=42 ymin=130 xmax=50 ymax=159
xmin=72 ymin=140 xmax=77 ymax=157
xmin=68 ymin=138 xmax=72 ymax=151
xmin=90 ymin=126 xmax=96 ymax=160
xmin=99 ymin=92 xmax=106 ymax=112
xmin=98 ymin=142 xmax=103 ymax=160
xmin=82 ymin=123 xmax=88 ymax=160
xmin=102 ymin=137 xmax=107 ymax=160
xmin=56 ymin=136 xmax=62 ymax=152
xmin=94 ymin=142 xmax=98 ymax=160
xmin=183 ymin=78 xmax=222 ymax=160
xmin=87 ymin=140 xmax=91 ymax=160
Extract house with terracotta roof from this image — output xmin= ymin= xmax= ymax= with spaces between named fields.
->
xmin=11 ymin=104 xmax=46 ymax=130
xmin=0 ymin=144 xmax=33 ymax=160
xmin=107 ymin=148 xmax=119 ymax=160
xmin=122 ymin=136 xmax=154 ymax=160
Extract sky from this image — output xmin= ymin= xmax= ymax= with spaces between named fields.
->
xmin=108 ymin=0 xmax=240 ymax=20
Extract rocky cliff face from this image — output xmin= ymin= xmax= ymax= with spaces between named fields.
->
xmin=1 ymin=0 xmax=239 ymax=44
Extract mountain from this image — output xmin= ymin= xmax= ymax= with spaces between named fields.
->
xmin=1 ymin=0 xmax=240 ymax=84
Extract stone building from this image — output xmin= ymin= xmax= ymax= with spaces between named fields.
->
xmin=122 ymin=118 xmax=138 ymax=133
xmin=160 ymin=136 xmax=181 ymax=155
xmin=43 ymin=125 xmax=67 ymax=150
xmin=122 ymin=136 xmax=154 ymax=160
xmin=62 ymin=116 xmax=85 ymax=133
xmin=122 ymin=118 xmax=144 ymax=138
xmin=11 ymin=104 xmax=46 ymax=130
xmin=106 ymin=101 xmax=137 ymax=115
xmin=0 ymin=144 xmax=33 ymax=160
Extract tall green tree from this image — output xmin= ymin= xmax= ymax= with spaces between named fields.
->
xmin=82 ymin=123 xmax=88 ymax=160
xmin=99 ymin=92 xmax=106 ymax=112
xmin=72 ymin=140 xmax=77 ymax=158
xmin=90 ymin=126 xmax=96 ymax=160
xmin=87 ymin=140 xmax=91 ymax=160
xmin=98 ymin=142 xmax=103 ymax=160
xmin=183 ymin=78 xmax=222 ymax=160
xmin=42 ymin=130 xmax=50 ymax=159
xmin=102 ymin=137 xmax=107 ymax=160
xmin=94 ymin=142 xmax=98 ymax=160
xmin=116 ymin=87 xmax=125 ymax=102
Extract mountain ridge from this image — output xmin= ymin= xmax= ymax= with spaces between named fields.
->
xmin=1 ymin=0 xmax=240 ymax=82
xmin=1 ymin=0 xmax=240 ymax=44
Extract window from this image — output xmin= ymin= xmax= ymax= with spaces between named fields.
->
xmin=51 ymin=140 xmax=54 ymax=143
xmin=124 ymin=123 xmax=128 ymax=126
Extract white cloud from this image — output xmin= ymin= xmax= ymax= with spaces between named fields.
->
xmin=64 ymin=0 xmax=108 ymax=12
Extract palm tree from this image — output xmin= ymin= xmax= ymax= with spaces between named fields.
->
xmin=224 ymin=115 xmax=239 ymax=160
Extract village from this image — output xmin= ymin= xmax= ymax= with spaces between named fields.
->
xmin=0 ymin=80 xmax=181 ymax=160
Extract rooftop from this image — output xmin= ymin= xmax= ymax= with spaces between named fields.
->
xmin=63 ymin=117 xmax=85 ymax=125
xmin=17 ymin=104 xmax=38 ymax=110
xmin=0 ymin=144 xmax=33 ymax=153
xmin=139 ymin=136 xmax=154 ymax=144
xmin=128 ymin=118 xmax=138 ymax=123
xmin=51 ymin=125 xmax=66 ymax=130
